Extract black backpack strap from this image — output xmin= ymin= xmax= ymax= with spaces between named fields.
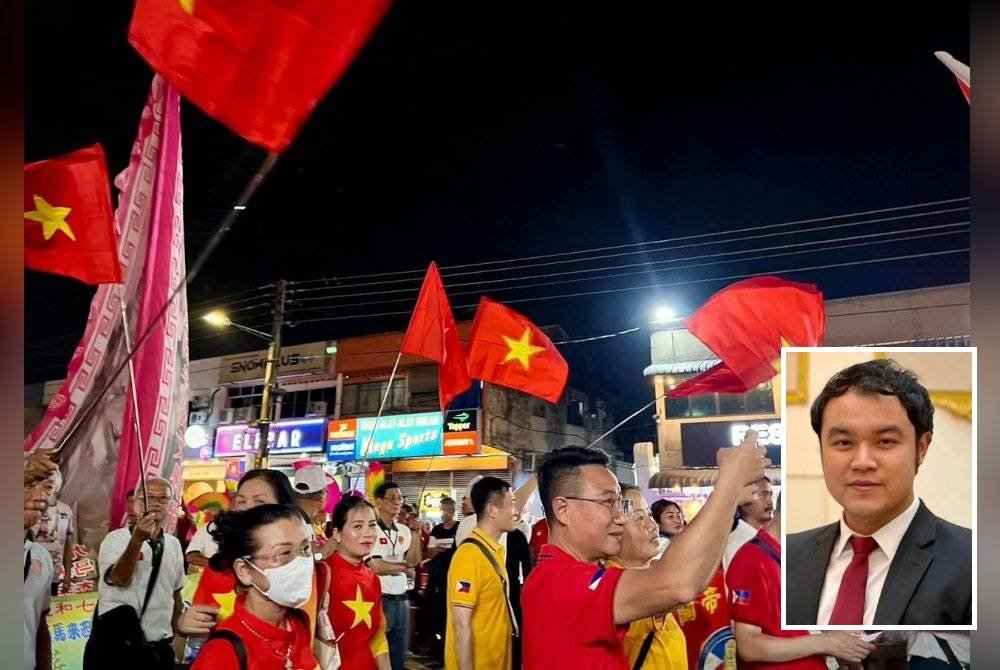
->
xmin=933 ymin=635 xmax=967 ymax=669
xmin=747 ymin=536 xmax=780 ymax=566
xmin=24 ymin=546 xmax=32 ymax=582
xmin=632 ymin=629 xmax=657 ymax=670
xmin=463 ymin=537 xmax=520 ymax=637
xmin=140 ymin=535 xmax=165 ymax=618
xmin=207 ymin=629 xmax=248 ymax=670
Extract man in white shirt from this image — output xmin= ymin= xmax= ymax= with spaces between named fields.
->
xmin=723 ymin=477 xmax=773 ymax=571
xmin=786 ymin=360 xmax=972 ymax=626
xmin=88 ymin=478 xmax=186 ymax=668
xmin=24 ymin=482 xmax=53 ymax=670
xmin=32 ymin=469 xmax=75 ymax=594
xmin=366 ymin=482 xmax=423 ymax=670
xmin=184 ymin=512 xmax=220 ymax=568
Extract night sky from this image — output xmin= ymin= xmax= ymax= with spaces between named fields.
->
xmin=24 ymin=3 xmax=969 ymax=449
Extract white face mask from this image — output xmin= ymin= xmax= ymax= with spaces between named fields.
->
xmin=243 ymin=555 xmax=313 ymax=608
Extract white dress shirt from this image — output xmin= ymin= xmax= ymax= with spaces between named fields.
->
xmin=817 ymin=496 xmax=921 ymax=626
xmin=185 ymin=523 xmax=219 ymax=559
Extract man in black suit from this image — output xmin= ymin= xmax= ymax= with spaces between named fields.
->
xmin=786 ymin=359 xmax=972 ymax=626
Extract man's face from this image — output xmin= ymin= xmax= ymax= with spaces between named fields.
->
xmin=441 ymin=501 xmax=455 ymax=524
xmin=739 ymin=480 xmax=774 ymax=528
xmin=377 ymin=487 xmax=404 ymax=519
xmin=140 ymin=480 xmax=173 ymax=524
xmin=553 ymin=464 xmax=625 ymax=560
xmin=820 ymin=390 xmax=930 ymax=533
xmin=487 ymin=489 xmax=519 ymax=534
xmin=461 ymin=496 xmax=474 ymax=516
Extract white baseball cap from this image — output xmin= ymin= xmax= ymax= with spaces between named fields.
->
xmin=293 ymin=465 xmax=334 ymax=494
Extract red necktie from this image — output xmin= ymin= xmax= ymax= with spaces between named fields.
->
xmin=828 ymin=535 xmax=879 ymax=624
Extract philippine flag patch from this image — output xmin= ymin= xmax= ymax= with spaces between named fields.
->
xmin=733 ymin=589 xmax=751 ymax=606
xmin=588 ymin=567 xmax=606 ymax=591
xmin=456 ymin=581 xmax=471 ymax=593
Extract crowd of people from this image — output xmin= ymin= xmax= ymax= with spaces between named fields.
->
xmin=22 ymin=371 xmax=970 ymax=670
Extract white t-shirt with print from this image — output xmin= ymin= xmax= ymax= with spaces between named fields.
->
xmin=97 ymin=528 xmax=185 ymax=641
xmin=366 ymin=519 xmax=412 ymax=596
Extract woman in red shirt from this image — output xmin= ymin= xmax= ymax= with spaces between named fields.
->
xmin=324 ymin=495 xmax=390 ymax=670
xmin=180 ymin=469 xmax=300 ymax=636
xmin=192 ymin=503 xmax=319 ymax=670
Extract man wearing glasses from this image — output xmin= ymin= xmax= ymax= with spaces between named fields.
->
xmin=366 ymin=481 xmax=423 ymax=670
xmin=521 ymin=433 xmax=767 ymax=670
xmin=88 ymin=477 xmax=186 ymax=669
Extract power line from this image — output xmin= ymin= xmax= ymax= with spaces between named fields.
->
xmin=284 ymin=248 xmax=970 ymax=324
xmin=287 ymin=197 xmax=968 ymax=287
xmin=292 ymin=221 xmax=968 ymax=304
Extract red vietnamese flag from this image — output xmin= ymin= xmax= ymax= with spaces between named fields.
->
xmin=466 ymin=298 xmax=569 ymax=404
xmin=935 ymin=51 xmax=970 ymax=104
xmin=668 ymin=362 xmax=749 ymax=398
xmin=23 ymin=144 xmax=122 ymax=285
xmin=128 ymin=0 xmax=392 ymax=152
xmin=683 ymin=276 xmax=825 ymax=391
xmin=400 ymin=262 xmax=471 ymax=411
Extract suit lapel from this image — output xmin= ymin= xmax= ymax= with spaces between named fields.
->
xmin=793 ymin=523 xmax=839 ymax=623
xmin=873 ymin=501 xmax=935 ymax=624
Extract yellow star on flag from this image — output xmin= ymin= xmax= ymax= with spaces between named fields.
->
xmin=212 ymin=590 xmax=237 ymax=620
xmin=772 ymin=337 xmax=792 ymax=374
xmin=24 ymin=195 xmax=76 ymax=242
xmin=501 ymin=328 xmax=545 ymax=370
xmin=342 ymin=585 xmax=374 ymax=629
xmin=178 ymin=0 xmax=195 ymax=14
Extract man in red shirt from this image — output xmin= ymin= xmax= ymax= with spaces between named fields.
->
xmin=521 ymin=433 xmax=768 ymax=670
xmin=726 ymin=491 xmax=875 ymax=668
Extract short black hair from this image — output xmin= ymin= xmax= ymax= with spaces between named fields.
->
xmin=440 ymin=496 xmax=455 ymax=508
xmin=374 ymin=482 xmax=400 ymax=499
xmin=538 ymin=446 xmax=610 ymax=521
xmin=331 ymin=494 xmax=376 ymax=531
xmin=471 ymin=476 xmax=511 ymax=518
xmin=208 ymin=504 xmax=304 ymax=573
xmin=810 ymin=359 xmax=934 ymax=439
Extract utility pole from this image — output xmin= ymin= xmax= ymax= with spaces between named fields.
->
xmin=254 ymin=279 xmax=286 ymax=469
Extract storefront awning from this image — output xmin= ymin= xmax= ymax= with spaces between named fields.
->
xmin=643 ymin=359 xmax=720 ymax=377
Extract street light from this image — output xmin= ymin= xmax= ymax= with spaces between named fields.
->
xmin=651 ymin=306 xmax=679 ymax=324
xmin=201 ymin=281 xmax=287 ymax=468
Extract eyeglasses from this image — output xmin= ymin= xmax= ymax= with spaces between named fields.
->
xmin=381 ymin=495 xmax=405 ymax=503
xmin=144 ymin=495 xmax=173 ymax=505
xmin=563 ymin=496 xmax=632 ymax=517
xmin=248 ymin=543 xmax=312 ymax=566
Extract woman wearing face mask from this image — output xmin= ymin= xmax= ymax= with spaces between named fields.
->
xmin=192 ymin=504 xmax=318 ymax=670
xmin=607 ymin=486 xmax=689 ymax=670
xmin=323 ymin=495 xmax=390 ymax=670
xmin=180 ymin=470 xmax=306 ymax=639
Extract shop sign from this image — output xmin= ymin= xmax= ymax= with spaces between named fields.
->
xmin=354 ymin=411 xmax=443 ymax=459
xmin=681 ymin=420 xmax=781 ymax=467
xmin=443 ymin=409 xmax=479 ymax=455
xmin=729 ymin=421 xmax=782 ymax=448
xmin=418 ymin=489 xmax=454 ymax=514
xmin=219 ymin=341 xmax=330 ymax=383
xmin=214 ymin=417 xmax=327 ymax=457
xmin=326 ymin=418 xmax=358 ymax=462
xmin=46 ymin=592 xmax=98 ymax=669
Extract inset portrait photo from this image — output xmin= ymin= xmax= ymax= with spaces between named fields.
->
xmin=781 ymin=348 xmax=975 ymax=631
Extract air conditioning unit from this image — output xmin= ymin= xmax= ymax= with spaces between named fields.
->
xmin=218 ymin=408 xmax=235 ymax=425
xmin=189 ymin=393 xmax=212 ymax=410
xmin=188 ymin=410 xmax=209 ymax=426
xmin=521 ymin=452 xmax=538 ymax=473
xmin=232 ymin=406 xmax=257 ymax=424
xmin=305 ymin=401 xmax=328 ymax=417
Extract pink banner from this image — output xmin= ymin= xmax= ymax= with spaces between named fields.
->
xmin=25 ymin=75 xmax=189 ymax=546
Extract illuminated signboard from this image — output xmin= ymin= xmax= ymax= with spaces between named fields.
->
xmin=326 ymin=418 xmax=358 ymax=462
xmin=214 ymin=418 xmax=327 ymax=457
xmin=354 ymin=412 xmax=443 ymax=459
xmin=680 ymin=420 xmax=782 ymax=467
xmin=443 ymin=409 xmax=479 ymax=455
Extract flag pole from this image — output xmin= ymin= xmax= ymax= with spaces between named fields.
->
xmin=119 ymin=296 xmax=150 ymax=516
xmin=586 ymin=392 xmax=667 ymax=450
xmin=50 ymin=151 xmax=281 ymax=454
xmin=352 ymin=351 xmax=403 ymax=491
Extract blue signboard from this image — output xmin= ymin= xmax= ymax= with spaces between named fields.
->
xmin=353 ymin=412 xmax=443 ymax=459
xmin=325 ymin=419 xmax=358 ymax=462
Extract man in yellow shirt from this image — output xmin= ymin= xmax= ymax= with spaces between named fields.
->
xmin=446 ymin=476 xmax=520 ymax=670
xmin=606 ymin=485 xmax=689 ymax=670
